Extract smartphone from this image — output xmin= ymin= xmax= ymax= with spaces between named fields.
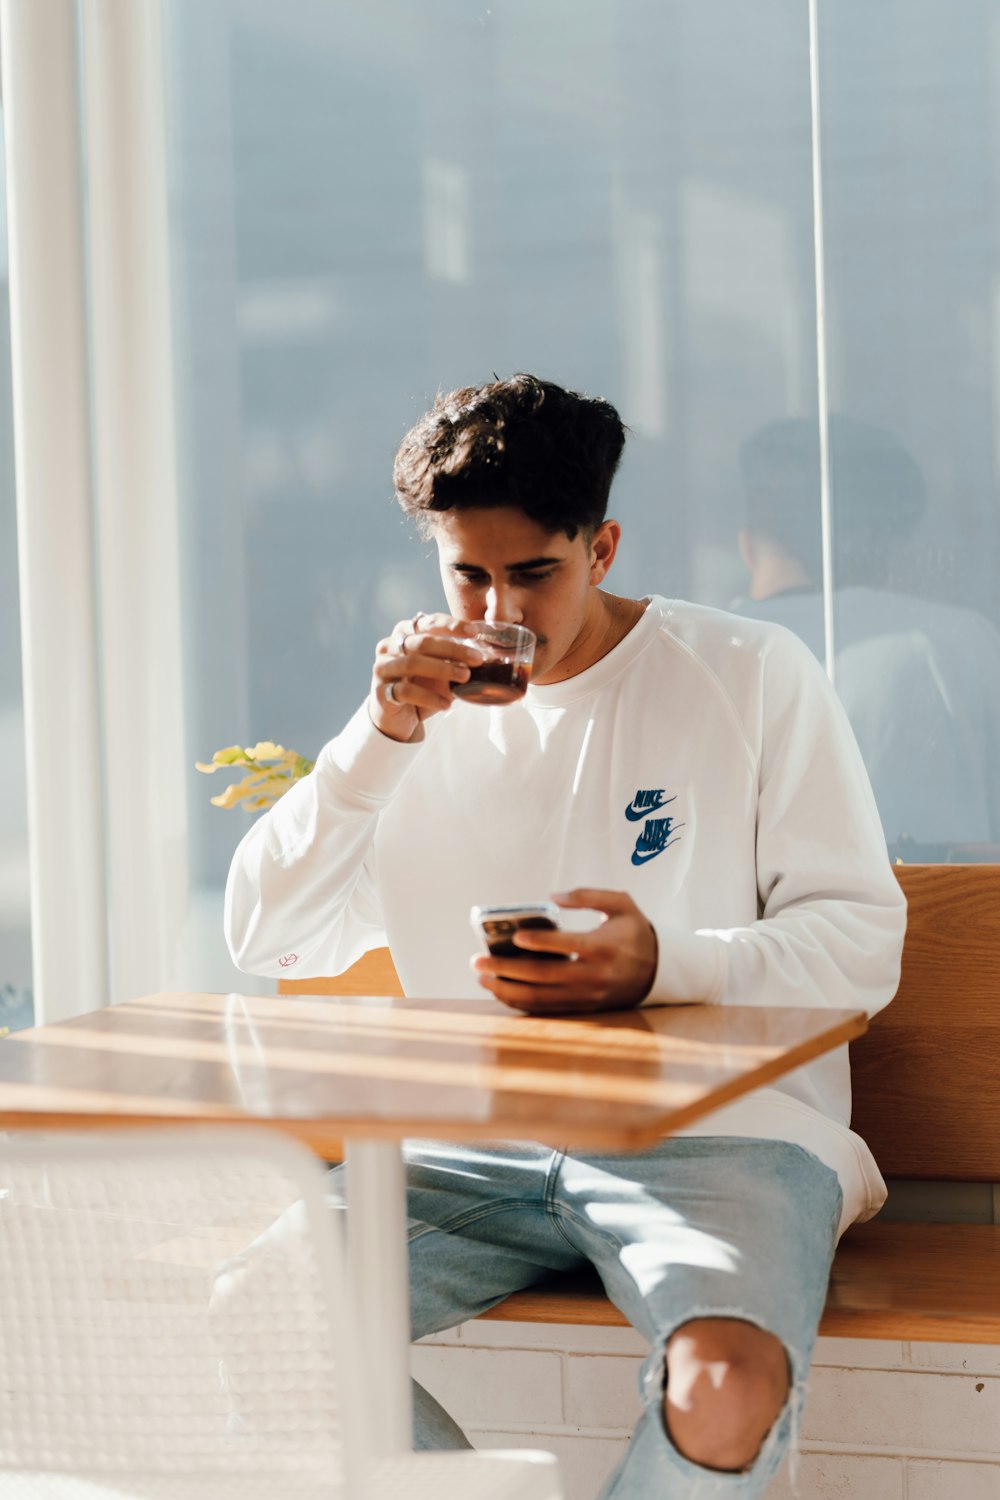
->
xmin=470 ymin=903 xmax=569 ymax=961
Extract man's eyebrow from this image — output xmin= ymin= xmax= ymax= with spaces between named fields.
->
xmin=451 ymin=555 xmax=564 ymax=572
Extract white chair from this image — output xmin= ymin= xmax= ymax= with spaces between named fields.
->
xmin=0 ymin=1128 xmax=562 ymax=1500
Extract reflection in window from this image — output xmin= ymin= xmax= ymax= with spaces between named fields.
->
xmin=732 ymin=416 xmax=1000 ymax=857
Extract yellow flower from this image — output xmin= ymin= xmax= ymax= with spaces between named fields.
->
xmin=196 ymin=742 xmax=315 ymax=812
xmin=245 ymin=741 xmax=286 ymax=760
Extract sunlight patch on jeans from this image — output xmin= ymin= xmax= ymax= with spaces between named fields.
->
xmin=621 ymin=1231 xmax=740 ymax=1294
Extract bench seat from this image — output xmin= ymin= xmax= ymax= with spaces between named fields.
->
xmin=479 ymin=1220 xmax=1000 ymax=1345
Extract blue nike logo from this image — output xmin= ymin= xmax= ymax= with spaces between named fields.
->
xmin=630 ymin=814 xmax=685 ymax=866
xmin=625 ymin=790 xmax=675 ymax=822
xmin=631 ymin=841 xmax=681 ymax=866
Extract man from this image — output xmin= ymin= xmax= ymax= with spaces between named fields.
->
xmin=226 ymin=375 xmax=906 ymax=1498
xmin=734 ymin=414 xmax=1000 ymax=853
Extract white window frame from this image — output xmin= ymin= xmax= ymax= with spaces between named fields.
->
xmin=1 ymin=0 xmax=186 ymax=1018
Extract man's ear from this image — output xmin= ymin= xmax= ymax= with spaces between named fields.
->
xmin=589 ymin=519 xmax=621 ymax=585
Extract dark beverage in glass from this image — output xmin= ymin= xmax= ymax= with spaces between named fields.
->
xmin=451 ymin=623 xmax=535 ymax=706
xmin=451 ymin=656 xmax=531 ymax=704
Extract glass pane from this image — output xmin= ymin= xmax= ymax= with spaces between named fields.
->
xmin=161 ymin=0 xmax=815 ymax=982
xmin=0 ymin=99 xmax=34 ymax=1031
xmin=817 ymin=2 xmax=1000 ymax=860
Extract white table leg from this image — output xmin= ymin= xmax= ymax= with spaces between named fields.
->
xmin=344 ymin=1140 xmax=413 ymax=1459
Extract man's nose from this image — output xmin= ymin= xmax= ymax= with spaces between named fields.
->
xmin=485 ymin=586 xmax=522 ymax=624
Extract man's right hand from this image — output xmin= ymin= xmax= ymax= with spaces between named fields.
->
xmin=369 ymin=613 xmax=485 ymax=743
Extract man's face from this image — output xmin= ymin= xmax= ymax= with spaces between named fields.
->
xmin=431 ymin=506 xmax=617 ymax=685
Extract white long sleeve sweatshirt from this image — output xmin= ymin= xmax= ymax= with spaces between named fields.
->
xmin=226 ymin=597 xmax=906 ymax=1234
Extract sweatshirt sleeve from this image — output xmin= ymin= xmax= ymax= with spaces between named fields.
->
xmin=644 ymin=630 xmax=907 ymax=1013
xmin=224 ymin=702 xmax=429 ymax=979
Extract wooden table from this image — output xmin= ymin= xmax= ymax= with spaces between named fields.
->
xmin=0 ymin=991 xmax=866 ymax=1460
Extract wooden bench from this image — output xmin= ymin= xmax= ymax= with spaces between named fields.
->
xmin=280 ymin=864 xmax=1000 ymax=1344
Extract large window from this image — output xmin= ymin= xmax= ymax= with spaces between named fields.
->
xmin=164 ymin=0 xmax=820 ymax=991
xmin=163 ymin=0 xmax=1000 ymax=993
xmin=6 ymin=2 xmax=1000 ymax=1009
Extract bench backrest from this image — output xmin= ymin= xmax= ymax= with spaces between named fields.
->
xmin=278 ymin=946 xmax=404 ymax=998
xmin=277 ymin=864 xmax=1000 ymax=1181
xmin=850 ymin=863 xmax=1000 ymax=1182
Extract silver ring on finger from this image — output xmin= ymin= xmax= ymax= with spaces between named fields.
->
xmin=385 ymin=680 xmax=399 ymax=705
xmin=393 ymin=629 xmax=408 ymax=655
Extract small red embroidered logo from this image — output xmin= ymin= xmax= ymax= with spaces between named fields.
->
xmin=278 ymin=954 xmax=299 ymax=968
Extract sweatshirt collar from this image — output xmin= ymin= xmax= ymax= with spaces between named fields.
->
xmin=526 ymin=596 xmax=662 ymax=707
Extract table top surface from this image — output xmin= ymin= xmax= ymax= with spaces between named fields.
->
xmin=0 ymin=990 xmax=866 ymax=1153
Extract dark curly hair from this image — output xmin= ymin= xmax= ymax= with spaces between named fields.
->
xmin=393 ymin=374 xmax=626 ymax=539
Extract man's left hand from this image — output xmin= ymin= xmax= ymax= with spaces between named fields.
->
xmin=471 ymin=888 xmax=658 ymax=1014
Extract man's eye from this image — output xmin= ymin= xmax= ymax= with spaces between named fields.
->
xmin=511 ymin=570 xmax=555 ymax=585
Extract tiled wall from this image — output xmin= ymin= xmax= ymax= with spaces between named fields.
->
xmin=414 ymin=1323 xmax=1000 ymax=1499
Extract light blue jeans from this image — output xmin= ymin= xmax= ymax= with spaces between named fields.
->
xmin=367 ymin=1136 xmax=843 ymax=1499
